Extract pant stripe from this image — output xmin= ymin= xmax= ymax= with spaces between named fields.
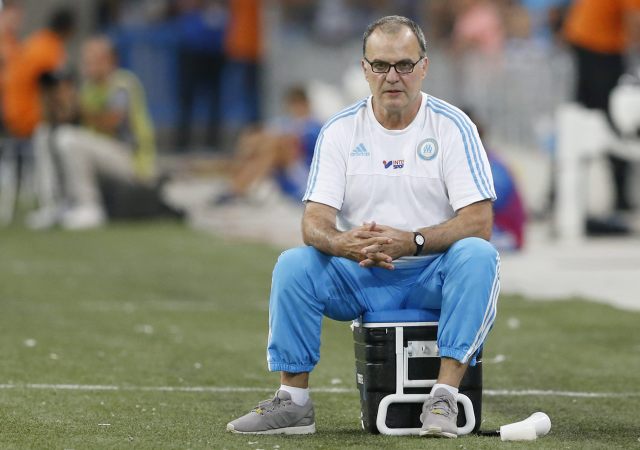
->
xmin=462 ymin=254 xmax=501 ymax=363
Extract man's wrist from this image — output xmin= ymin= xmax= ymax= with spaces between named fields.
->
xmin=327 ymin=229 xmax=343 ymax=257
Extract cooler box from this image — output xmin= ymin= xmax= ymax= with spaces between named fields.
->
xmin=352 ymin=309 xmax=483 ymax=435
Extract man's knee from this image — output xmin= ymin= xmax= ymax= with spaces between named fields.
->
xmin=53 ymin=125 xmax=82 ymax=156
xmin=273 ymin=246 xmax=321 ymax=281
xmin=448 ymin=237 xmax=498 ymax=266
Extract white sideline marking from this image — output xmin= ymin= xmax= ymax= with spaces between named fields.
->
xmin=0 ymin=384 xmax=638 ymax=398
xmin=485 ymin=389 xmax=639 ymax=398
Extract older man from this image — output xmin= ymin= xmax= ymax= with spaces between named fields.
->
xmin=227 ymin=15 xmax=499 ymax=438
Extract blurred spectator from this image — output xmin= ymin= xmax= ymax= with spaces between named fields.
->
xmin=214 ymin=85 xmax=321 ymax=204
xmin=466 ymin=108 xmax=527 ymax=251
xmin=503 ymin=1 xmax=533 ymax=43
xmin=489 ymin=151 xmax=527 ymax=250
xmin=502 ymin=1 xmax=549 ymax=59
xmin=451 ymin=0 xmax=505 ymax=56
xmin=38 ymin=67 xmax=80 ymax=129
xmin=175 ymin=0 xmax=228 ymax=151
xmin=0 ymin=1 xmax=23 ymax=131
xmin=519 ymin=0 xmax=571 ymax=47
xmin=1 ymin=7 xmax=75 ymax=138
xmin=564 ymin=0 xmax=640 ymax=212
xmin=424 ymin=0 xmax=457 ymax=46
xmin=29 ymin=36 xmax=160 ymax=230
xmin=224 ymin=0 xmax=263 ymax=129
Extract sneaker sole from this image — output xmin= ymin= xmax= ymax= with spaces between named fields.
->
xmin=226 ymin=423 xmax=316 ymax=435
xmin=419 ymin=427 xmax=457 ymax=439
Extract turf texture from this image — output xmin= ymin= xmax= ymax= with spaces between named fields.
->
xmin=1 ymin=223 xmax=639 ymax=449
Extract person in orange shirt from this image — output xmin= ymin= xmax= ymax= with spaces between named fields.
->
xmin=1 ymin=7 xmax=75 ymax=138
xmin=564 ymin=0 xmax=640 ymax=212
xmin=225 ymin=0 xmax=263 ymax=126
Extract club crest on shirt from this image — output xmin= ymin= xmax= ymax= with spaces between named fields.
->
xmin=383 ymin=159 xmax=404 ymax=169
xmin=417 ymin=138 xmax=439 ymax=161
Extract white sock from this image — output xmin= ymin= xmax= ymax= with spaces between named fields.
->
xmin=279 ymin=384 xmax=310 ymax=406
xmin=432 ymin=383 xmax=459 ymax=397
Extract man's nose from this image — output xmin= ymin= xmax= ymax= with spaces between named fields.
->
xmin=385 ymin=67 xmax=400 ymax=81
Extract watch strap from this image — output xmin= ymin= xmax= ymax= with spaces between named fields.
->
xmin=413 ymin=232 xmax=425 ymax=256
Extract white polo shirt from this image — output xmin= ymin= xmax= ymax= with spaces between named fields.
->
xmin=303 ymin=92 xmax=496 ymax=234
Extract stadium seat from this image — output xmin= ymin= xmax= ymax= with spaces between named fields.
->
xmin=352 ymin=309 xmax=483 ymax=436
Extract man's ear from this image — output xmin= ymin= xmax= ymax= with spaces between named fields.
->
xmin=420 ymin=57 xmax=429 ymax=80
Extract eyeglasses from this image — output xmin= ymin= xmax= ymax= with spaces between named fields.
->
xmin=364 ymin=57 xmax=424 ymax=74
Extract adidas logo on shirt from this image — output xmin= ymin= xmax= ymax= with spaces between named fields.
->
xmin=350 ymin=143 xmax=370 ymax=157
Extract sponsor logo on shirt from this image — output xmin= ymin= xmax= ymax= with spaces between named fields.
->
xmin=383 ymin=159 xmax=404 ymax=169
xmin=417 ymin=138 xmax=439 ymax=161
xmin=350 ymin=143 xmax=370 ymax=157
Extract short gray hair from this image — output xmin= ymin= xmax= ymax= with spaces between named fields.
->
xmin=362 ymin=15 xmax=427 ymax=58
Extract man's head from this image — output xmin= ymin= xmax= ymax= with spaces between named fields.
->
xmin=362 ymin=16 xmax=427 ymax=59
xmin=81 ymin=36 xmax=117 ymax=83
xmin=48 ymin=7 xmax=76 ymax=39
xmin=284 ymin=85 xmax=311 ymax=119
xmin=361 ymin=16 xmax=428 ymax=124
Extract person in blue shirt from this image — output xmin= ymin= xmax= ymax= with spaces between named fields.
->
xmin=463 ymin=108 xmax=526 ymax=251
xmin=215 ymin=85 xmax=322 ymax=203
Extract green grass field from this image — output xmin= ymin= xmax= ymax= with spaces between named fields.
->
xmin=1 ymin=223 xmax=639 ymax=449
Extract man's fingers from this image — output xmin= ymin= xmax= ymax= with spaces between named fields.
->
xmin=359 ymin=258 xmax=375 ymax=268
xmin=359 ymin=257 xmax=395 ymax=270
xmin=358 ymin=237 xmax=392 ymax=249
xmin=364 ymin=251 xmax=392 ymax=263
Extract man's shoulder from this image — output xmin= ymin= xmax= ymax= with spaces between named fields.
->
xmin=23 ymin=30 xmax=64 ymax=64
xmin=424 ymin=95 xmax=475 ymax=131
xmin=424 ymin=95 xmax=466 ymax=118
xmin=109 ymin=69 xmax=143 ymax=90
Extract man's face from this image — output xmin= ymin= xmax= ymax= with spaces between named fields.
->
xmin=81 ymin=40 xmax=114 ymax=82
xmin=362 ymin=27 xmax=428 ymax=115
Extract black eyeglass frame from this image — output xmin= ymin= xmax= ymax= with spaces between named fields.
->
xmin=363 ymin=56 xmax=425 ymax=74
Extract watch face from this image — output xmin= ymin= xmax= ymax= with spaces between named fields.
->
xmin=415 ymin=234 xmax=425 ymax=245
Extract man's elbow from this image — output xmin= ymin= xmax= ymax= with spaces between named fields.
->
xmin=301 ymin=217 xmax=313 ymax=246
xmin=477 ymin=222 xmax=493 ymax=242
xmin=301 ymin=229 xmax=312 ymax=246
xmin=475 ymin=209 xmax=494 ymax=241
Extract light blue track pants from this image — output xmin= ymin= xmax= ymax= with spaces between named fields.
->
xmin=267 ymin=237 xmax=500 ymax=373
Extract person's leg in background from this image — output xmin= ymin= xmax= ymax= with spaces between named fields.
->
xmin=26 ymin=124 xmax=64 ymax=229
xmin=176 ymin=49 xmax=198 ymax=152
xmin=53 ymin=125 xmax=136 ymax=229
xmin=205 ymin=52 xmax=226 ymax=150
xmin=573 ymin=45 xmax=630 ymax=211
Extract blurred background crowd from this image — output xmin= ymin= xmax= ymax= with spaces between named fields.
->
xmin=0 ymin=0 xmax=639 ymax=245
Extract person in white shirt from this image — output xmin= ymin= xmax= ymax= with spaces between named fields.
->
xmin=227 ymin=15 xmax=499 ymax=438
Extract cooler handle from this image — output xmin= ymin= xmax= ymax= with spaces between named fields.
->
xmin=376 ymin=392 xmax=475 ymax=436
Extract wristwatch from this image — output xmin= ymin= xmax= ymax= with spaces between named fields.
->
xmin=413 ymin=232 xmax=425 ymax=256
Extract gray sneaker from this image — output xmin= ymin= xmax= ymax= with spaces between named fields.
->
xmin=226 ymin=390 xmax=316 ymax=435
xmin=419 ymin=387 xmax=458 ymax=438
